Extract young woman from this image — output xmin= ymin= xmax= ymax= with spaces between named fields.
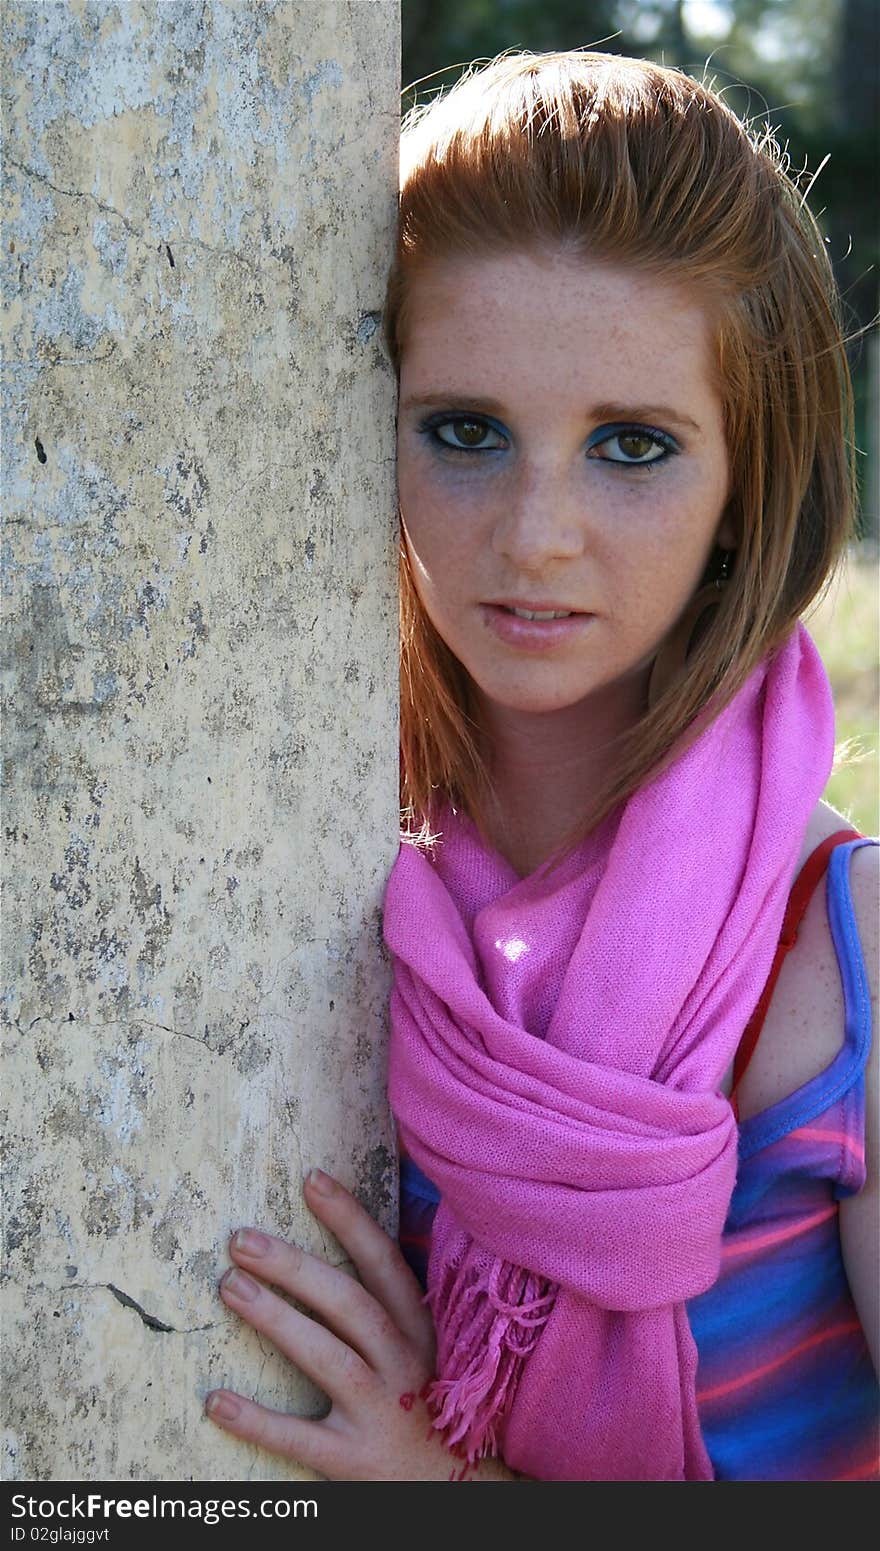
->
xmin=204 ymin=51 xmax=879 ymax=1481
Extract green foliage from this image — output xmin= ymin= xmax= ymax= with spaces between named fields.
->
xmin=806 ymin=556 xmax=879 ymax=837
xmin=402 ymin=0 xmax=619 ymax=107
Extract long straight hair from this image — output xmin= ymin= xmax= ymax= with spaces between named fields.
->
xmin=384 ymin=52 xmax=856 ymax=848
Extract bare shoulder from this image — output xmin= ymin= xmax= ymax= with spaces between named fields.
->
xmin=730 ymin=799 xmax=878 ymax=1367
xmin=730 ymin=800 xmax=876 ymax=1122
xmin=795 ymin=796 xmax=867 ymax=866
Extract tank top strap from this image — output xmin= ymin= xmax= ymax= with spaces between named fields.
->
xmin=729 ymin=828 xmax=863 ymax=1117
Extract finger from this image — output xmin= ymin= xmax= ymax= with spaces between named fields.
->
xmin=228 ymin=1228 xmax=416 ymax=1373
xmin=204 ymin=1389 xmax=356 ymax=1479
xmin=219 ymin=1266 xmax=374 ymax=1404
xmin=303 ymin=1169 xmax=435 ymax=1359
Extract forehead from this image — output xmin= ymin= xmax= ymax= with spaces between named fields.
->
xmin=399 ymin=249 xmax=721 ymax=407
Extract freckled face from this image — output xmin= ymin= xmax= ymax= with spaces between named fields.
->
xmin=396 ymin=250 xmax=734 ymax=722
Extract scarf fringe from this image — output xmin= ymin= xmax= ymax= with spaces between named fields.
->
xmin=425 ymin=1247 xmax=557 ymax=1462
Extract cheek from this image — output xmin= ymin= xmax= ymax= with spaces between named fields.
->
xmin=398 ymin=479 xmax=453 ymax=608
xmin=397 ymin=443 xmax=432 ymax=540
xmin=598 ymin=483 xmax=723 ymax=619
xmin=398 ymin=454 xmax=483 ymax=575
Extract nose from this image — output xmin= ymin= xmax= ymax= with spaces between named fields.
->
xmin=491 ymin=462 xmax=585 ymax=571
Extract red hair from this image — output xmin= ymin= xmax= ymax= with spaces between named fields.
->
xmin=384 ymin=52 xmax=855 ymax=845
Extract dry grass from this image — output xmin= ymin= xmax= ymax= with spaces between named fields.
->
xmin=803 ymin=548 xmax=879 ymax=836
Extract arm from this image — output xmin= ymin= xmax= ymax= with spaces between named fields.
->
xmin=839 ymin=842 xmax=879 ymax=1375
xmin=204 ymin=1168 xmax=521 ymax=1480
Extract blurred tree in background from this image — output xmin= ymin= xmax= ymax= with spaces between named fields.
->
xmin=402 ymin=0 xmax=879 ymax=544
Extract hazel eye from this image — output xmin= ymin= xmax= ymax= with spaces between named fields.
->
xmin=587 ymin=422 xmax=678 ymax=467
xmin=615 ymin=433 xmax=660 ymax=461
xmin=432 ymin=417 xmax=506 ymax=451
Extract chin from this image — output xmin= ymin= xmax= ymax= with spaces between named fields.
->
xmin=470 ymin=660 xmax=652 ymax=723
xmin=508 ymin=693 xmax=588 ymax=715
xmin=473 ymin=677 xmax=601 ymax=718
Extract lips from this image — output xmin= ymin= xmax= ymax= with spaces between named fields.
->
xmin=481 ymin=601 xmax=594 ymax=651
xmin=505 ymin=606 xmax=573 ymax=620
xmin=488 ymin=600 xmax=586 ymax=618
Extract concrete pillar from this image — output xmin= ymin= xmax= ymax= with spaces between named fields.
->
xmin=2 ymin=0 xmax=400 ymax=1481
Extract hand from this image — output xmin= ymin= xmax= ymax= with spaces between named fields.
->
xmin=204 ymin=1168 xmax=477 ymax=1480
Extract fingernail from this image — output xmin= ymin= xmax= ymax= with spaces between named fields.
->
xmin=222 ymin=1268 xmax=260 ymax=1301
xmin=233 ymin=1228 xmax=271 ymax=1257
xmin=306 ymin=1168 xmax=336 ymax=1196
xmin=206 ymin=1391 xmax=240 ymax=1422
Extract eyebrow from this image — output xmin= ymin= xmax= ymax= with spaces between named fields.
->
xmin=401 ymin=393 xmax=702 ymax=434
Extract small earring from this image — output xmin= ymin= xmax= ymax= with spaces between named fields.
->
xmin=647 ymin=550 xmax=733 ymax=708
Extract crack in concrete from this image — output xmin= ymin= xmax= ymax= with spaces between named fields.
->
xmin=254 ymin=1331 xmax=271 ymax=1395
xmin=136 ymin=1020 xmax=213 ymax=1049
xmin=6 ymin=156 xmax=142 ymax=241
xmin=9 ymin=1016 xmax=44 ymax=1034
xmin=7 ymin=1013 xmax=280 ymax=1063
xmin=7 ymin=156 xmax=262 ymax=275
xmin=107 ymin=1283 xmax=175 ymax=1331
xmin=38 ymin=1280 xmax=219 ymax=1334
xmin=11 ymin=1014 xmax=217 ymax=1050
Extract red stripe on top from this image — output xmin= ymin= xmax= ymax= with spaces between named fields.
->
xmin=834 ymin=1456 xmax=880 ymax=1482
xmin=719 ymin=1203 xmax=838 ymax=1260
xmin=788 ymin=1125 xmax=865 ymax=1163
xmin=696 ymin=1319 xmax=863 ymax=1403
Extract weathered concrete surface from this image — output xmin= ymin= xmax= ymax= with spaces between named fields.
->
xmin=1 ymin=0 xmax=400 ymax=1481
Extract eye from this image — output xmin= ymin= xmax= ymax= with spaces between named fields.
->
xmin=421 ymin=414 xmax=507 ymax=452
xmin=587 ymin=423 xmax=678 ymax=468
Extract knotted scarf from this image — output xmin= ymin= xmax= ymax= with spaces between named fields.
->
xmin=384 ymin=625 xmax=835 ymax=1480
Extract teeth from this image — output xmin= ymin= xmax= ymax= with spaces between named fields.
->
xmin=509 ymin=607 xmax=572 ymax=620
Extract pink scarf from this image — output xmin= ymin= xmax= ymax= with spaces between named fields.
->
xmin=384 ymin=626 xmax=835 ymax=1481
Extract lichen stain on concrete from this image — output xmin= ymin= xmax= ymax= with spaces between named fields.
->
xmin=50 ymin=835 xmax=92 ymax=910
xmin=151 ymin=1172 xmax=208 ymax=1265
xmin=352 ymin=1142 xmax=395 ymax=1226
xmin=4 ymin=1177 xmax=49 ymax=1259
xmin=129 ymin=858 xmax=172 ymax=974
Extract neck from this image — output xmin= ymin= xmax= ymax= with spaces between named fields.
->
xmin=477 ymin=670 xmax=648 ymax=876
